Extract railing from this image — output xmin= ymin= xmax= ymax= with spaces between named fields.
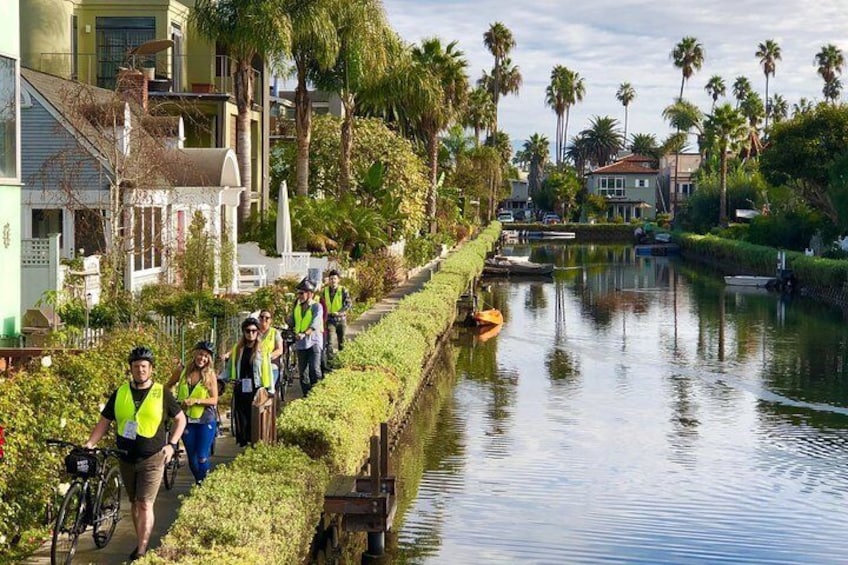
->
xmin=238 ymin=264 xmax=268 ymax=293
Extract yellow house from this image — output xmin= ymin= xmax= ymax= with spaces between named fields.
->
xmin=20 ymin=0 xmax=270 ymax=217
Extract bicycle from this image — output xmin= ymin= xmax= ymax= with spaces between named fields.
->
xmin=162 ymin=443 xmax=184 ymax=490
xmin=281 ymin=328 xmax=298 ymax=392
xmin=46 ymin=439 xmax=125 ymax=565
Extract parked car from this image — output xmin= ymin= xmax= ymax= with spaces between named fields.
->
xmin=542 ymin=213 xmax=561 ymax=225
xmin=497 ymin=211 xmax=515 ymax=223
xmin=513 ymin=209 xmax=527 ymax=221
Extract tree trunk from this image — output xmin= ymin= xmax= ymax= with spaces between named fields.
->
xmin=719 ymin=150 xmax=727 ymax=225
xmin=235 ymin=61 xmax=253 ymax=226
xmin=295 ymin=60 xmax=312 ymax=197
xmin=427 ymin=129 xmax=439 ymax=234
xmin=623 ymin=107 xmax=629 ymax=148
xmin=339 ymin=91 xmax=355 ymax=194
xmin=764 ymin=76 xmax=770 ymax=134
xmin=563 ymin=109 xmax=571 ymax=164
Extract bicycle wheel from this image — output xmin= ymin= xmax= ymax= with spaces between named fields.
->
xmin=163 ymin=451 xmax=179 ymax=490
xmin=92 ymin=466 xmax=121 ymax=548
xmin=51 ymin=481 xmax=84 ymax=565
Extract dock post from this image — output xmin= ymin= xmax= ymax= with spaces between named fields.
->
xmin=366 ymin=433 xmax=386 ymax=557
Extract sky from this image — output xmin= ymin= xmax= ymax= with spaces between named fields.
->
xmin=382 ymin=0 xmax=848 ymax=152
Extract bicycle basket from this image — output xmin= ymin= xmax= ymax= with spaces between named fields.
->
xmin=64 ymin=449 xmax=99 ymax=478
xmin=282 ymin=329 xmax=297 ymax=345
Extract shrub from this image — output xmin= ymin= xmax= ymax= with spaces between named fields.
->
xmin=353 ymin=249 xmax=403 ymax=302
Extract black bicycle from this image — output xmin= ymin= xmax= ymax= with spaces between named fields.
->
xmin=46 ymin=439 xmax=125 ymax=565
xmin=281 ymin=328 xmax=298 ymax=391
xmin=162 ymin=443 xmax=184 ymax=490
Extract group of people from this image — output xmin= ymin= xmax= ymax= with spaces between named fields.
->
xmin=82 ymin=269 xmax=351 ymax=560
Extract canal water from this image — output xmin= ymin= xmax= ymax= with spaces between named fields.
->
xmin=385 ymin=243 xmax=848 ymax=564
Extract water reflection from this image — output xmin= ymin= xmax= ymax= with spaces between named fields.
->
xmin=389 ymin=244 xmax=848 ymax=564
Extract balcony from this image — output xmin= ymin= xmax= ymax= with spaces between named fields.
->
xmin=36 ymin=53 xmax=263 ymax=104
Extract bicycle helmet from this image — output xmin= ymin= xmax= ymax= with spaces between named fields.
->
xmin=241 ymin=316 xmax=260 ymax=331
xmin=194 ymin=340 xmax=215 ymax=357
xmin=296 ymin=277 xmax=316 ymax=293
xmin=128 ymin=346 xmax=155 ymax=365
xmin=327 ymin=268 xmax=341 ymax=278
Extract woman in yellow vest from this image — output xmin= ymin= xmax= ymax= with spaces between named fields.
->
xmin=166 ymin=341 xmax=218 ymax=484
xmin=225 ymin=317 xmax=273 ymax=447
xmin=286 ymin=277 xmax=324 ymax=396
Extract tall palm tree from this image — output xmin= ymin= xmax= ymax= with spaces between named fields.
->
xmin=704 ymin=75 xmax=726 ymax=112
xmin=704 ymin=103 xmax=747 ymax=225
xmin=561 ymin=69 xmax=585 ymax=160
xmin=192 ymin=0 xmax=291 ymax=224
xmin=615 ymin=82 xmax=636 ymax=147
xmin=408 ymin=38 xmax=469 ymax=232
xmin=756 ymin=39 xmax=781 ymax=133
xmin=288 ymin=0 xmax=339 ymax=196
xmin=815 ymin=43 xmax=844 ymax=104
xmin=769 ymin=94 xmax=789 ymax=124
xmin=671 ymin=36 xmax=705 ymax=100
xmin=523 ymin=133 xmax=549 ymax=196
xmin=739 ymin=91 xmax=765 ymax=157
xmin=580 ymin=116 xmax=623 ymax=168
xmin=464 ymin=86 xmax=496 ymax=145
xmin=732 ymin=76 xmax=752 ymax=108
xmin=310 ymin=0 xmax=392 ymax=194
xmin=546 ymin=65 xmax=569 ymax=165
xmin=479 ymin=58 xmax=522 ymax=138
xmin=565 ymin=133 xmax=590 ymax=174
xmin=629 ymin=133 xmax=660 ymax=160
xmin=663 ymin=99 xmax=704 ymax=141
xmin=482 ymin=22 xmax=517 ymax=136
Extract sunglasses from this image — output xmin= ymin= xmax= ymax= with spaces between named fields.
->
xmin=243 ymin=328 xmax=258 ymax=334
xmin=259 ymin=315 xmax=271 ymax=320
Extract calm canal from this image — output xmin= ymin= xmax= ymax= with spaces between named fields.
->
xmin=385 ymin=243 xmax=848 ymax=564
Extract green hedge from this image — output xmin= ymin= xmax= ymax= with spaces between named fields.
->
xmin=144 ymin=222 xmax=501 ymax=563
xmin=0 ymin=328 xmax=177 ymax=558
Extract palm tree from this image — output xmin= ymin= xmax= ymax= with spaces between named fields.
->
xmin=739 ymin=91 xmax=765 ymax=157
xmin=704 ymin=103 xmax=747 ymax=225
xmin=663 ymin=99 xmax=703 ymax=214
xmin=482 ymin=22 xmax=517 ymax=136
xmin=792 ymin=97 xmax=814 ymax=116
xmin=580 ymin=116 xmax=623 ymax=168
xmin=629 ymin=133 xmax=660 ymax=159
xmin=545 ymin=65 xmax=569 ymax=165
xmin=615 ymin=82 xmax=636 ymax=146
xmin=561 ymin=69 xmax=586 ymax=159
xmin=464 ymin=86 xmax=496 ymax=145
xmin=670 ymin=36 xmax=705 ymax=100
xmin=478 ymin=57 xmax=522 ymax=138
xmin=815 ymin=43 xmax=844 ymax=104
xmin=523 ymin=133 xmax=549 ymax=196
xmin=756 ymin=39 xmax=781 ymax=133
xmin=769 ymin=94 xmax=789 ymax=124
xmin=312 ymin=0 xmax=392 ymax=194
xmin=192 ymin=0 xmax=291 ymax=224
xmin=704 ymin=75 xmax=726 ymax=112
xmin=732 ymin=76 xmax=753 ymax=108
xmin=565 ymin=133 xmax=590 ymax=174
xmin=408 ymin=38 xmax=469 ymax=232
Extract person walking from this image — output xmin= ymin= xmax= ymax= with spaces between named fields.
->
xmin=257 ymin=309 xmax=284 ymax=387
xmin=83 ymin=347 xmax=185 ymax=561
xmin=166 ymin=341 xmax=218 ymax=484
xmin=287 ymin=277 xmax=324 ymax=396
xmin=225 ymin=317 xmax=274 ymax=446
xmin=321 ymin=269 xmax=352 ymax=371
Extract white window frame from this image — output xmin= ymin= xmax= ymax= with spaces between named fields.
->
xmin=599 ymin=176 xmax=625 ymax=197
xmin=0 ymin=53 xmax=19 ymax=183
xmin=133 ymin=206 xmax=163 ymax=272
xmin=635 ymin=178 xmax=649 ymax=188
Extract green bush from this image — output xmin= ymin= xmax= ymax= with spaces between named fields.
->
xmin=403 ymin=236 xmax=440 ymax=268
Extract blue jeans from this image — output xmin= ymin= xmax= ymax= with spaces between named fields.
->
xmin=182 ymin=421 xmax=217 ymax=483
xmin=297 ymin=345 xmax=323 ymax=396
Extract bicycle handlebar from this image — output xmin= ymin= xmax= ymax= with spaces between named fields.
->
xmin=46 ymin=438 xmax=127 ymax=458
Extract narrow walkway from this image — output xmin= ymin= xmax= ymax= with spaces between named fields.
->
xmin=24 ymin=256 xmax=445 ymax=564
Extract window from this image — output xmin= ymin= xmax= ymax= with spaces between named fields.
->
xmin=0 ymin=55 xmax=16 ymax=179
xmin=133 ymin=206 xmax=163 ymax=271
xmin=171 ymin=23 xmax=183 ymax=92
xmin=74 ymin=209 xmax=106 ymax=256
xmin=32 ymin=209 xmax=63 ymax=244
xmin=599 ymin=176 xmax=624 ymax=197
xmin=96 ymin=17 xmax=156 ymax=89
xmin=678 ymin=183 xmax=693 ymax=196
xmin=635 ymin=179 xmax=649 ymax=188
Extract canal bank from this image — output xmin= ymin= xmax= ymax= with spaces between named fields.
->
xmin=139 ymin=223 xmax=502 ymax=564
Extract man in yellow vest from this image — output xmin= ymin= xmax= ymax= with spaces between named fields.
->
xmin=320 ymin=268 xmax=352 ymax=371
xmin=286 ymin=277 xmax=324 ymax=396
xmin=84 ymin=346 xmax=185 ymax=561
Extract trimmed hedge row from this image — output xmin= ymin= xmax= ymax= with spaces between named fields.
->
xmin=677 ymin=233 xmax=848 ymax=290
xmin=0 ymin=328 xmax=178 ymax=558
xmin=144 ymin=222 xmax=501 ymax=563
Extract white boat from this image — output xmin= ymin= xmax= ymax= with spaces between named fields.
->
xmin=493 ymin=254 xmax=530 ymax=263
xmin=724 ymin=275 xmax=778 ymax=288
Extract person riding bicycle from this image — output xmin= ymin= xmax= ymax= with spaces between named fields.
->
xmin=257 ymin=309 xmax=284 ymax=388
xmin=83 ymin=346 xmax=185 ymax=562
xmin=320 ymin=268 xmax=351 ymax=371
xmin=286 ymin=277 xmax=324 ymax=396
xmin=165 ymin=341 xmax=219 ymax=484
xmin=225 ymin=317 xmax=274 ymax=446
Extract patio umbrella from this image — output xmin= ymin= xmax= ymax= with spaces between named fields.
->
xmin=276 ymin=181 xmax=293 ymax=256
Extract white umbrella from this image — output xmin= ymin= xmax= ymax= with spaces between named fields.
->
xmin=276 ymin=181 xmax=293 ymax=256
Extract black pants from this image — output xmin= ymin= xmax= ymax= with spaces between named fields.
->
xmin=325 ymin=317 xmax=346 ymax=367
xmin=232 ymin=386 xmax=255 ymax=447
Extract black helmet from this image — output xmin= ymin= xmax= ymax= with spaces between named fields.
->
xmin=241 ymin=317 xmax=260 ymax=331
xmin=296 ymin=277 xmax=316 ymax=293
xmin=194 ymin=341 xmax=215 ymax=357
xmin=128 ymin=346 xmax=155 ymax=365
xmin=327 ymin=268 xmax=341 ymax=278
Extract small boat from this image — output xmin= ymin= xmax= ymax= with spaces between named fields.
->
xmin=474 ymin=323 xmax=502 ymax=342
xmin=724 ymin=275 xmax=778 ymax=288
xmin=472 ymin=308 xmax=504 ymax=326
xmin=483 ymin=257 xmax=554 ymax=276
xmin=521 ymin=230 xmax=576 ymax=240
xmin=493 ymin=254 xmax=530 ymax=263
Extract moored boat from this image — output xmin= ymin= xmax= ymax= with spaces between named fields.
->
xmin=724 ymin=275 xmax=778 ymax=288
xmin=472 ymin=308 xmax=504 ymax=326
xmin=483 ymin=257 xmax=554 ymax=276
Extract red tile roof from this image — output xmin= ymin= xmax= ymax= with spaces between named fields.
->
xmin=590 ymin=154 xmax=659 ymax=175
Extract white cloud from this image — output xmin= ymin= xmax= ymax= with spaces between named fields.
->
xmin=384 ymin=0 xmax=848 ymax=150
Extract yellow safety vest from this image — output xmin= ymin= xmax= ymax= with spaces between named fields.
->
xmin=323 ymin=287 xmax=344 ymax=314
xmin=176 ymin=370 xmax=210 ymax=420
xmin=228 ymin=343 xmax=272 ymax=389
xmin=115 ymin=382 xmax=164 ymax=439
xmin=293 ymin=302 xmax=314 ymax=333
xmin=260 ymin=327 xmax=278 ymax=354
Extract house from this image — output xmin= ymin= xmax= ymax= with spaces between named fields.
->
xmin=0 ymin=0 xmax=22 ymax=342
xmin=270 ymin=90 xmax=344 ymax=145
xmin=659 ymin=152 xmax=702 ymax=214
xmin=500 ymin=178 xmax=533 ymax=220
xmin=19 ymin=0 xmax=270 ymax=216
xmin=585 ymin=154 xmax=658 ymax=222
xmin=20 ymin=67 xmax=242 ymax=297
